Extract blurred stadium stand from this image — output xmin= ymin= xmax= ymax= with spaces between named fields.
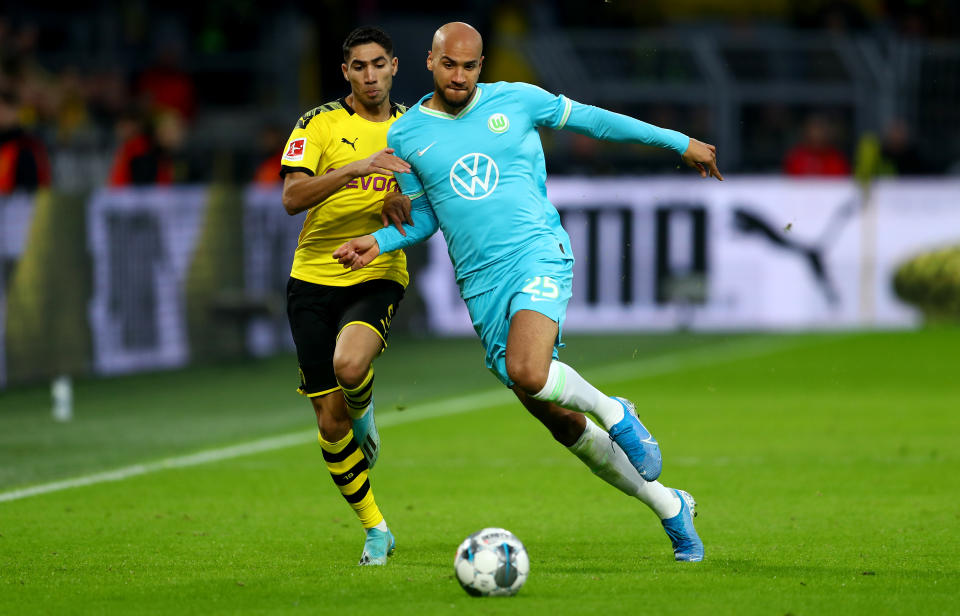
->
xmin=1 ymin=1 xmax=959 ymax=388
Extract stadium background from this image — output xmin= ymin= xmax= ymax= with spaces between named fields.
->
xmin=2 ymin=0 xmax=959 ymax=388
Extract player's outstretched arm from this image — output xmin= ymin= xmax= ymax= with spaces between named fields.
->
xmin=355 ymin=147 xmax=412 ymax=177
xmin=546 ymin=93 xmax=721 ymax=180
xmin=333 ymin=235 xmax=381 ymax=271
xmin=281 ymin=147 xmax=411 ymax=215
xmin=371 ymin=193 xmax=439 ymax=252
xmin=681 ymin=138 xmax=724 ymax=181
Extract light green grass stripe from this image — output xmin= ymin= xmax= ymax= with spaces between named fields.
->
xmin=0 ymin=334 xmax=810 ymax=504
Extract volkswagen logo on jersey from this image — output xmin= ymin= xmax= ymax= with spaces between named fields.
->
xmin=450 ymin=152 xmax=500 ymax=200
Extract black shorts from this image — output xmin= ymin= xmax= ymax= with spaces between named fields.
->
xmin=286 ymin=277 xmax=405 ymax=397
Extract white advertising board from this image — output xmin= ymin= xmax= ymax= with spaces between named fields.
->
xmin=0 ymin=193 xmax=36 ymax=386
xmin=87 ymin=188 xmax=207 ymax=374
xmin=414 ymin=178 xmax=960 ymax=333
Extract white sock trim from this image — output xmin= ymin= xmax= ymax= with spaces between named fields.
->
xmin=532 ymin=360 xmax=624 ymax=428
xmin=568 ymin=417 xmax=681 ymax=519
xmin=532 ymin=361 xmax=564 ymax=401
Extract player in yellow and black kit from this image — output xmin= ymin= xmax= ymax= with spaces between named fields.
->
xmin=279 ymin=26 xmax=412 ymax=566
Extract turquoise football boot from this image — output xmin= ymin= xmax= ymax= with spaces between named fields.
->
xmin=661 ymin=489 xmax=704 ymax=562
xmin=359 ymin=527 xmax=395 ymax=566
xmin=607 ymin=397 xmax=662 ymax=481
xmin=351 ymin=397 xmax=380 ymax=469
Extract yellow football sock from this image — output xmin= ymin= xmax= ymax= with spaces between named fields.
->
xmin=318 ymin=430 xmax=383 ymax=528
xmin=338 ymin=366 xmax=374 ymax=420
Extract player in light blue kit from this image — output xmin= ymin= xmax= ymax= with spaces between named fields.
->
xmin=335 ymin=22 xmax=722 ymax=562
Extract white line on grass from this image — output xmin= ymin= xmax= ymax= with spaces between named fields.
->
xmin=0 ymin=334 xmax=811 ymax=504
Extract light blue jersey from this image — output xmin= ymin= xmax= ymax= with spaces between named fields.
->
xmin=371 ymin=81 xmax=689 ymax=385
xmin=373 ymin=81 xmax=689 ymax=301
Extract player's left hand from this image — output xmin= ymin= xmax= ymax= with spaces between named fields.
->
xmin=333 ymin=235 xmax=381 ymax=271
xmin=681 ymin=138 xmax=724 ymax=180
xmin=381 ymin=192 xmax=413 ymax=236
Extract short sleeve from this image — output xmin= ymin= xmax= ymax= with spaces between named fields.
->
xmin=510 ymin=82 xmax=573 ymax=130
xmin=280 ymin=112 xmax=327 ymax=176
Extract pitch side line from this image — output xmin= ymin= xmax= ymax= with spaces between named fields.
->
xmin=0 ymin=335 xmax=810 ymax=504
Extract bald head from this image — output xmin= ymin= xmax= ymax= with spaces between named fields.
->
xmin=432 ymin=22 xmax=483 ymax=57
xmin=426 ymin=22 xmax=484 ymax=113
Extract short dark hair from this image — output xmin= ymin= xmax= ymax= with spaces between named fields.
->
xmin=342 ymin=26 xmax=394 ymax=62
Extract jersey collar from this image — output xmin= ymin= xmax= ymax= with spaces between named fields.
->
xmin=341 ymin=97 xmax=403 ymax=118
xmin=417 ymin=86 xmax=483 ymax=120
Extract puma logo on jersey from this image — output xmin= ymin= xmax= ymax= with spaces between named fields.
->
xmin=341 ymin=137 xmax=358 ymax=150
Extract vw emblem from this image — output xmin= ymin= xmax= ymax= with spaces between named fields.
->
xmin=449 ymin=152 xmax=499 ymax=200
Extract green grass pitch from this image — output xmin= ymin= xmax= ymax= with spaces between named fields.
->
xmin=1 ymin=330 xmax=958 ymax=615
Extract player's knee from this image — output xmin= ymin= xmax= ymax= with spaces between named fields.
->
xmin=312 ymin=397 xmax=351 ymax=441
xmin=505 ymin=356 xmax=548 ymax=393
xmin=332 ymin=351 xmax=369 ymax=388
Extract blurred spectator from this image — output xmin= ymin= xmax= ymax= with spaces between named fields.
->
xmin=107 ymin=110 xmax=181 ymax=186
xmin=483 ymin=3 xmax=539 ymax=84
xmin=791 ymin=0 xmax=870 ymax=32
xmin=783 ymin=114 xmax=850 ymax=176
xmin=877 ymin=118 xmax=936 ymax=175
xmin=0 ymin=86 xmax=51 ymax=194
xmin=137 ymin=45 xmax=196 ymax=121
xmin=884 ymin=0 xmax=960 ymax=39
xmin=252 ymin=125 xmax=285 ymax=186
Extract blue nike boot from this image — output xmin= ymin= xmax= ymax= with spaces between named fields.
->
xmin=661 ymin=489 xmax=704 ymax=562
xmin=607 ymin=397 xmax=662 ymax=481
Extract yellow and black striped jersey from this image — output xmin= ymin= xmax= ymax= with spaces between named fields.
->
xmin=281 ymin=98 xmax=408 ymax=287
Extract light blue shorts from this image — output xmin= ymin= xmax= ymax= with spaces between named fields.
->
xmin=464 ymin=258 xmax=573 ymax=387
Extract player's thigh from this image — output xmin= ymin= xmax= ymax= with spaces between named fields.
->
xmin=505 ymin=263 xmax=572 ymax=360
xmin=505 ymin=310 xmax=558 ymax=371
xmin=465 ymin=262 xmax=572 ymax=387
xmin=334 ymin=279 xmax=405 ymax=381
xmin=286 ymin=277 xmax=344 ymax=399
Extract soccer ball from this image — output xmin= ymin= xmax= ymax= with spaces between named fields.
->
xmin=453 ymin=527 xmax=529 ymax=597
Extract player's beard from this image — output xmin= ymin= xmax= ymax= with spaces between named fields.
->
xmin=436 ymin=82 xmax=475 ymax=110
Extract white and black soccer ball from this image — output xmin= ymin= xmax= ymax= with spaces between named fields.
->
xmin=453 ymin=527 xmax=529 ymax=597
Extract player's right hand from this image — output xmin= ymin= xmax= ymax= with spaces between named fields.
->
xmin=381 ymin=192 xmax=413 ymax=236
xmin=333 ymin=235 xmax=381 ymax=271
xmin=353 ymin=147 xmax=411 ymax=177
xmin=681 ymin=138 xmax=724 ymax=181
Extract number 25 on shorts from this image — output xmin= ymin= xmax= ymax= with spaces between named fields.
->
xmin=522 ymin=276 xmax=559 ymax=302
